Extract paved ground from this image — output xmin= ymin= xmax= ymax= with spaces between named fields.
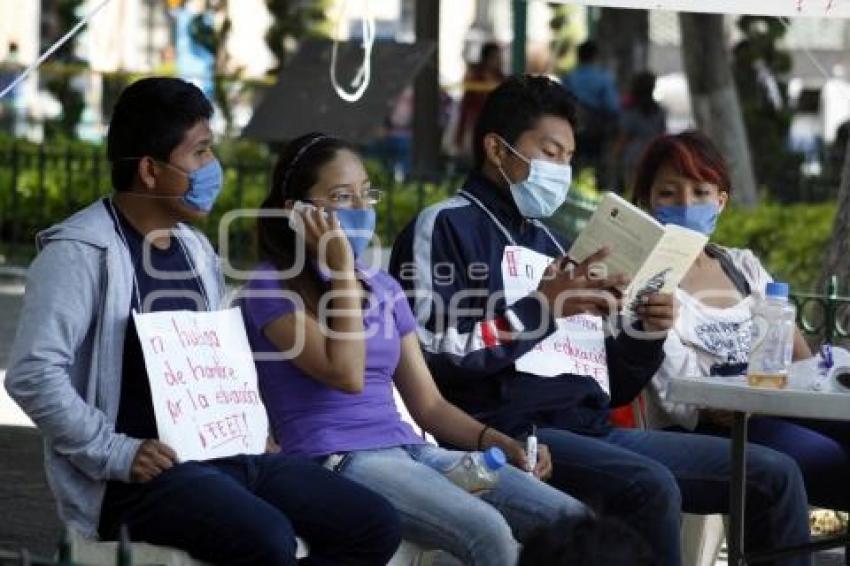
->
xmin=0 ymin=278 xmax=23 ymax=370
xmin=0 ymin=279 xmax=31 ymax=427
xmin=0 ymin=426 xmax=63 ymax=559
xmin=0 ymin=278 xmax=59 ymax=559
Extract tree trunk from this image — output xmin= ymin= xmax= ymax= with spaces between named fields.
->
xmin=679 ymin=12 xmax=758 ymax=207
xmin=820 ymin=138 xmax=850 ymax=295
xmin=412 ymin=0 xmax=441 ymax=180
xmin=596 ymin=8 xmax=649 ymax=94
xmin=213 ymin=2 xmax=234 ymax=135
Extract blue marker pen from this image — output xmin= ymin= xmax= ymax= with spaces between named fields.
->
xmin=821 ymin=343 xmax=834 ymax=369
xmin=814 ymin=343 xmax=834 ymax=391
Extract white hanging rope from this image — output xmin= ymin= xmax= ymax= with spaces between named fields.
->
xmin=0 ymin=0 xmax=114 ymax=100
xmin=329 ymin=0 xmax=376 ymax=103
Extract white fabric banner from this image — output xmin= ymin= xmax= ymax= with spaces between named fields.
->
xmin=549 ymin=0 xmax=850 ymax=18
xmin=133 ymin=307 xmax=269 ymax=462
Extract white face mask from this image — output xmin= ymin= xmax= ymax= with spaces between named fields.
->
xmin=497 ymin=138 xmax=572 ymax=219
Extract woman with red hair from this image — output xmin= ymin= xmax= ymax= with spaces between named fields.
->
xmin=634 ymin=130 xmax=850 ymax=513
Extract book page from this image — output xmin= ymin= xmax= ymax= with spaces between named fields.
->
xmin=624 ymin=224 xmax=708 ymax=313
xmin=567 ymin=192 xmax=666 ymax=279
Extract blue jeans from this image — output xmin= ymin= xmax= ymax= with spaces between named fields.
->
xmin=332 ymin=444 xmax=588 ymax=566
xmin=694 ymin=416 xmax=850 ymax=511
xmin=99 ymin=453 xmax=401 ymax=565
xmin=538 ymin=427 xmax=811 ymax=566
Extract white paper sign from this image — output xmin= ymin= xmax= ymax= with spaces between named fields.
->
xmin=132 ymin=307 xmax=270 ymax=461
xmin=552 ymin=0 xmax=850 ymax=18
xmin=502 ymin=246 xmax=610 ymax=395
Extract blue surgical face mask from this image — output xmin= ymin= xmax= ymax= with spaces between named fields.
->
xmin=121 ymin=157 xmax=224 ymax=212
xmin=334 ymin=207 xmax=376 ymax=259
xmin=498 ymin=138 xmax=571 ymax=219
xmin=179 ymin=158 xmax=224 ymax=212
xmin=654 ymin=203 xmax=720 ymax=235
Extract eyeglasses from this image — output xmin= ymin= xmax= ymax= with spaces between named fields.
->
xmin=310 ymin=189 xmax=384 ymax=209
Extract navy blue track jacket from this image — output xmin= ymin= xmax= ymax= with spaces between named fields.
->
xmin=389 ymin=172 xmax=665 ymax=437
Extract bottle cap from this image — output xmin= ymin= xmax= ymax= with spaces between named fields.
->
xmin=483 ymin=447 xmax=507 ymax=471
xmin=766 ymin=282 xmax=789 ymax=298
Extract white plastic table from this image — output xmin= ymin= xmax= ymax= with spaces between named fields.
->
xmin=667 ymin=373 xmax=850 ymax=565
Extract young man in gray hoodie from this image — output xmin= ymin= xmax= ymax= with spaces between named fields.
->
xmin=4 ymin=77 xmax=401 ymax=565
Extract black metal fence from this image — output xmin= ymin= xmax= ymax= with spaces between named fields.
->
xmin=793 ymin=275 xmax=850 ymax=345
xmin=0 ymin=144 xmax=111 ymax=246
xmin=1 ymin=140 xmax=846 ymax=342
xmin=0 ymin=142 xmax=461 ymax=264
xmin=0 ymin=142 xmax=603 ymax=268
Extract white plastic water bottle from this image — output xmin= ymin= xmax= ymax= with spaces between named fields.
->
xmin=443 ymin=447 xmax=507 ymax=495
xmin=747 ymin=282 xmax=796 ymax=389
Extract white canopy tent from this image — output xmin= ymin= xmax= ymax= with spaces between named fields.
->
xmin=547 ymin=0 xmax=850 ymax=18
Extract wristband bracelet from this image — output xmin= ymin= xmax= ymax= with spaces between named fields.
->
xmin=477 ymin=425 xmax=491 ymax=450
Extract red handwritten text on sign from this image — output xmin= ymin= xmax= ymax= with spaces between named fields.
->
xmin=133 ymin=308 xmax=269 ymax=461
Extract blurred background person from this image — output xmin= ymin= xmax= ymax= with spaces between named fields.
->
xmin=454 ymin=42 xmax=505 ymax=162
xmin=561 ymin=40 xmax=620 ymax=190
xmin=613 ymin=71 xmax=666 ymax=195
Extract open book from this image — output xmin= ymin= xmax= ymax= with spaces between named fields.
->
xmin=567 ymin=192 xmax=709 ymax=314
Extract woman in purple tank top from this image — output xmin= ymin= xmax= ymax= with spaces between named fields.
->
xmin=239 ymin=133 xmax=590 ymax=566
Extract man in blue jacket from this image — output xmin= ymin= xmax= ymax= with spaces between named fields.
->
xmin=5 ymin=77 xmax=400 ymax=565
xmin=390 ymin=75 xmax=810 ymax=566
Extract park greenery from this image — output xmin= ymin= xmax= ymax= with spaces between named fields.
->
xmin=0 ymin=134 xmax=837 ymax=294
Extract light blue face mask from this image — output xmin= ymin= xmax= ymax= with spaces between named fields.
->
xmin=179 ymin=158 xmax=224 ymax=212
xmin=334 ymin=207 xmax=376 ymax=259
xmin=654 ymin=203 xmax=720 ymax=235
xmin=121 ymin=157 xmax=224 ymax=212
xmin=498 ymin=138 xmax=572 ymax=219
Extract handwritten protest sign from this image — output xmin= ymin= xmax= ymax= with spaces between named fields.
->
xmin=502 ymin=246 xmax=610 ymax=395
xmin=132 ymin=307 xmax=269 ymax=461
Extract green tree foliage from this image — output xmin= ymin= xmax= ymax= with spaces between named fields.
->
xmin=548 ymin=4 xmax=583 ymax=75
xmin=187 ymin=2 xmax=236 ymax=133
xmin=43 ymin=0 xmax=86 ymax=139
xmin=264 ymin=0 xmax=331 ymax=72
xmin=0 ymin=131 xmax=834 ymax=294
xmin=732 ymin=16 xmax=802 ymax=201
xmin=0 ymin=135 xmax=455 ymax=268
xmin=714 ymin=201 xmax=836 ymax=293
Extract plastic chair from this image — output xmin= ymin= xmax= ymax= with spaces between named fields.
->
xmin=612 ymin=395 xmax=726 ymax=566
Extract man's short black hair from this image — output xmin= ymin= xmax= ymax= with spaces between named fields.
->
xmin=577 ymin=40 xmax=598 ymax=64
xmin=107 ymin=77 xmax=213 ymax=191
xmin=472 ymin=74 xmax=577 ymax=170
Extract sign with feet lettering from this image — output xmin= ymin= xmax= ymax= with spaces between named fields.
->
xmin=132 ymin=307 xmax=269 ymax=461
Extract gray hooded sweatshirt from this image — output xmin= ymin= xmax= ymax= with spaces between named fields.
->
xmin=4 ymin=199 xmax=225 ymax=538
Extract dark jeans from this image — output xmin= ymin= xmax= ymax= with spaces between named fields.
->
xmin=99 ymin=453 xmax=401 ymax=566
xmin=538 ymin=427 xmax=811 ymax=566
xmin=694 ymin=416 xmax=850 ymax=512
